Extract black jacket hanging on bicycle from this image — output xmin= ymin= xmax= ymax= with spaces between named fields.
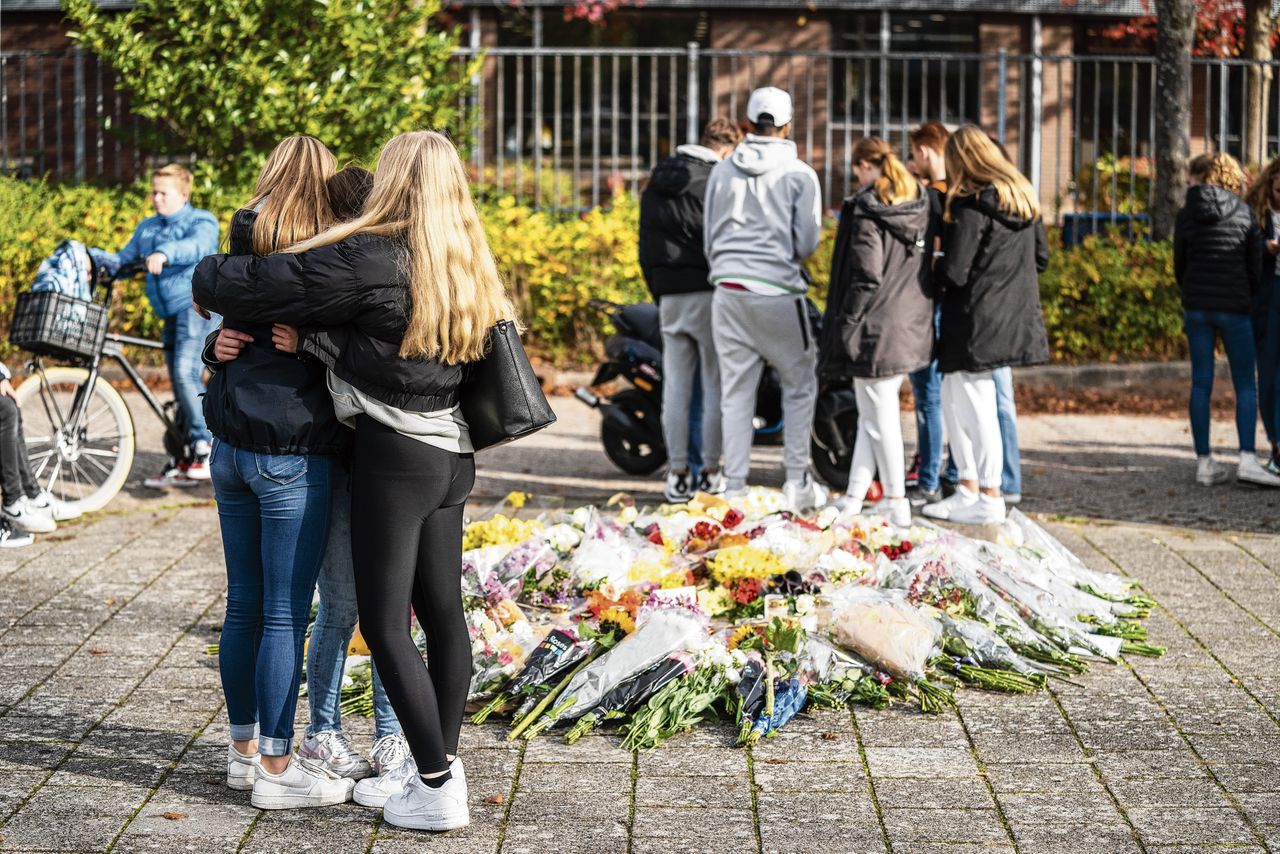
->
xmin=193 ymin=232 xmax=463 ymax=413
xmin=200 ymin=209 xmax=350 ymax=456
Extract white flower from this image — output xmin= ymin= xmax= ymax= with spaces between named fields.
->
xmin=794 ymin=594 xmax=817 ymax=615
xmin=815 ymin=505 xmax=841 ymax=530
xmin=543 ymin=523 xmax=583 ymax=553
xmin=571 ymin=506 xmax=593 ymax=529
xmin=618 ymin=505 xmax=638 ymax=525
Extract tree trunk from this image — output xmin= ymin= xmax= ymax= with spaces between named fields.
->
xmin=1153 ymin=0 xmax=1195 ymax=241
xmin=1245 ymin=0 xmax=1274 ymax=169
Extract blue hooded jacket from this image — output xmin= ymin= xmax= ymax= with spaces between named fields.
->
xmin=104 ymin=203 xmax=220 ymax=319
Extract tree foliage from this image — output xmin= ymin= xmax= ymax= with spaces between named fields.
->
xmin=1100 ymin=0 xmax=1276 ymax=57
xmin=64 ymin=0 xmax=477 ymax=185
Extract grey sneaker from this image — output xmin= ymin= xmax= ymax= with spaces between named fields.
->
xmin=782 ymin=474 xmax=827 ymax=513
xmin=298 ymin=729 xmax=373 ymax=780
xmin=0 ymin=521 xmax=34 ymax=548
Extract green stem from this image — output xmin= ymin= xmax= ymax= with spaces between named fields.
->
xmin=471 ymin=692 xmax=510 ymax=725
xmin=521 ymin=697 xmax=574 ymax=741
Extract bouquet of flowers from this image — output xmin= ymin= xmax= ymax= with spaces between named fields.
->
xmin=620 ymin=643 xmax=741 ymax=751
xmin=467 ymin=601 xmax=541 ymax=701
xmin=471 ymin=627 xmax=594 ymax=724
xmin=563 ymin=651 xmax=697 ymax=743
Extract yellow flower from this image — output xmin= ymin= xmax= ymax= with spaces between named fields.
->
xmin=708 ymin=545 xmax=785 ymax=585
xmin=599 ymin=607 xmax=635 ymax=635
xmin=659 ymin=571 xmax=688 ymax=589
xmin=697 ymin=587 xmax=734 ymax=617
xmin=462 ymin=515 xmax=543 ymax=551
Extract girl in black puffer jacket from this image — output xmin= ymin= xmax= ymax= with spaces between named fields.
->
xmin=194 ymin=131 xmax=517 ymax=833
xmin=921 ymin=125 xmax=1050 ymax=526
xmin=1174 ymin=152 xmax=1279 ymax=488
xmin=819 ymin=136 xmax=938 ymax=527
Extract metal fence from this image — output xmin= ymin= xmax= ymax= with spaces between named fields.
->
xmin=5 ymin=44 xmax=1280 ymax=225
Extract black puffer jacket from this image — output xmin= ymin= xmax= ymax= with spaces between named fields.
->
xmin=1174 ymin=184 xmax=1262 ymax=314
xmin=193 ymin=233 xmax=464 ymax=412
xmin=935 ymin=187 xmax=1051 ymax=374
xmin=638 ymin=146 xmax=718 ymax=300
xmin=819 ymin=186 xmax=937 ymax=380
xmin=200 ymin=209 xmax=349 ymax=455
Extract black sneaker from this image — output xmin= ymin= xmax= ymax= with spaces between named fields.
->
xmin=906 ymin=485 xmax=941 ymax=507
xmin=0 ymin=520 xmax=34 ymax=548
xmin=905 ymin=455 xmax=921 ymax=489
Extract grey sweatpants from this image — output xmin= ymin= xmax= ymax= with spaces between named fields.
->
xmin=711 ymin=288 xmax=818 ymax=490
xmin=660 ymin=292 xmax=722 ymax=472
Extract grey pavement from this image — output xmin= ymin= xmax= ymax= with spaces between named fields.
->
xmin=1 ymin=396 xmax=1279 ymax=852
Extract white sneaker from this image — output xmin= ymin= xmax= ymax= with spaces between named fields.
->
xmin=369 ymin=732 xmax=411 ymax=776
xmin=1239 ymin=454 xmax=1280 ymax=487
xmin=226 ymin=744 xmax=257 ymax=791
xmin=30 ymin=490 xmax=80 ymax=521
xmin=354 ymin=754 xmax=417 ymax=808
xmin=250 ymin=755 xmax=355 ymax=810
xmin=831 ymin=495 xmax=862 ymax=518
xmin=696 ymin=469 xmax=726 ymax=496
xmin=1196 ymin=456 xmax=1230 ymax=487
xmin=144 ymin=460 xmax=200 ymax=489
xmin=0 ymin=522 xmax=33 ymax=548
xmin=920 ymin=485 xmax=979 ymax=520
xmin=663 ymin=469 xmax=694 ymax=503
xmin=382 ymin=771 xmax=470 ymax=832
xmin=1003 ymin=493 xmax=1022 ymax=506
xmin=879 ymin=497 xmax=913 ymax=528
xmin=184 ymin=440 xmax=213 ymax=482
xmin=948 ymin=493 xmax=1007 ymax=525
xmin=782 ymin=474 xmax=828 ymax=513
xmin=298 ymin=729 xmax=373 ymax=780
xmin=3 ymin=497 xmax=56 ymax=534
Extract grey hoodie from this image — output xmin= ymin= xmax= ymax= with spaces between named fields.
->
xmin=702 ymin=135 xmax=822 ymax=295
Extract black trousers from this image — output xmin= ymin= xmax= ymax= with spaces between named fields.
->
xmin=350 ymin=416 xmax=475 ymax=775
xmin=0 ymin=395 xmax=38 ymax=506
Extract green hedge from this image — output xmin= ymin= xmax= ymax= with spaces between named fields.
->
xmin=0 ymin=176 xmax=1185 ymax=367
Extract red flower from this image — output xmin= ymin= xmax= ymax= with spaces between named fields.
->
xmin=730 ymin=576 xmax=764 ymax=604
xmin=722 ymin=508 xmax=745 ymax=529
xmin=689 ymin=521 xmax=722 ymax=542
xmin=746 ymin=526 xmax=766 ymax=540
xmin=900 ymin=540 xmax=913 ymax=554
xmin=647 ymin=527 xmax=665 ymax=546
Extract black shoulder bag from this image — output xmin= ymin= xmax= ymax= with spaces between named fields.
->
xmin=458 ymin=320 xmax=557 ymax=451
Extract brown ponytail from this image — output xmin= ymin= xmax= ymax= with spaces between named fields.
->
xmin=852 ymin=136 xmax=920 ymax=206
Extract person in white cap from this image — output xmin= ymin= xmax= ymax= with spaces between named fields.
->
xmin=703 ymin=86 xmax=825 ymax=510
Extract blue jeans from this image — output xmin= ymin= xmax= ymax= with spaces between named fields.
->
xmin=1184 ymin=309 xmax=1257 ymax=457
xmin=164 ymin=306 xmax=219 ymax=447
xmin=306 ymin=464 xmax=400 ymax=741
xmin=212 ymin=439 xmax=332 ymax=756
xmin=993 ymin=366 xmax=1021 ymax=495
xmin=1255 ymin=272 xmax=1280 ymax=447
xmin=916 ymin=361 xmax=1021 ymax=494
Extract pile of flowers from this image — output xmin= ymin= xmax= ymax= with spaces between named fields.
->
xmin=357 ymin=490 xmax=1165 ymax=749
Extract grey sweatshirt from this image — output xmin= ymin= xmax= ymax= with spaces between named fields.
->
xmin=702 ymin=135 xmax=823 ymax=295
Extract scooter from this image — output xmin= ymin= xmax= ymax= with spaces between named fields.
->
xmin=574 ymin=299 xmax=860 ymax=490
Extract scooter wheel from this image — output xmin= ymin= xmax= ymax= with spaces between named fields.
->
xmin=602 ymin=418 xmax=667 ymax=476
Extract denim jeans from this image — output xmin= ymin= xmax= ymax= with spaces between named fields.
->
xmin=1256 ymin=272 xmax=1280 ymax=447
xmin=1185 ymin=309 xmax=1258 ymax=456
xmin=306 ymin=464 xmax=401 ymax=741
xmin=0 ymin=395 xmax=38 ymax=505
xmin=993 ymin=366 xmax=1022 ymax=495
xmin=212 ymin=439 xmax=332 ymax=756
xmin=909 ymin=361 xmax=944 ymax=492
xmin=164 ymin=306 xmax=219 ymax=447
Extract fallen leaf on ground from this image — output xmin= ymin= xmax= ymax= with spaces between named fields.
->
xmin=820 ymin=732 xmax=839 ymax=741
xmin=88 ymin=648 xmax=110 ymax=655
xmin=161 ymin=811 xmax=187 ymax=820
xmin=483 ymin=794 xmax=505 ymax=805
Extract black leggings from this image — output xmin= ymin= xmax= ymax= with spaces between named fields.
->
xmin=0 ymin=395 xmax=38 ymax=506
xmin=350 ymin=416 xmax=475 ymax=775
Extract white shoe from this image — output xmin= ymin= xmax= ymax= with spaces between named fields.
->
xmin=948 ymin=493 xmax=1007 ymax=525
xmin=782 ymin=474 xmax=827 ymax=513
xmin=226 ymin=744 xmax=257 ymax=791
xmin=143 ymin=461 xmax=200 ymax=489
xmin=832 ymin=495 xmax=862 ymax=518
xmin=879 ymin=497 xmax=913 ymax=528
xmin=724 ymin=486 xmax=749 ymax=504
xmin=1003 ymin=493 xmax=1022 ymax=506
xmin=30 ymin=490 xmax=80 ymax=521
xmin=298 ymin=729 xmax=373 ymax=780
xmin=3 ymin=497 xmax=55 ymax=534
xmin=0 ymin=522 xmax=33 ymax=548
xmin=1238 ymin=454 xmax=1280 ymax=487
xmin=250 ymin=755 xmax=355 ymax=810
xmin=663 ymin=469 xmax=694 ymax=503
xmin=382 ymin=771 xmax=470 ymax=832
xmin=355 ymin=750 xmax=464 ymax=810
xmin=369 ymin=732 xmax=411 ymax=776
xmin=920 ymin=485 xmax=979 ymax=520
xmin=1196 ymin=456 xmax=1230 ymax=487
xmin=696 ymin=469 xmax=726 ymax=496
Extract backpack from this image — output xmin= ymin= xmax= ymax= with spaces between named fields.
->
xmin=31 ymin=239 xmax=93 ymax=301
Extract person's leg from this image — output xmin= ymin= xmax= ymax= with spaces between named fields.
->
xmin=847 ymin=379 xmax=879 ymax=502
xmin=861 ymin=375 xmax=907 ymax=499
xmin=712 ymin=291 xmax=766 ymax=492
xmin=1216 ymin=312 xmax=1259 ymax=454
xmin=211 ymin=440 xmax=264 ymax=755
xmin=251 ymin=453 xmax=332 ymax=767
xmin=774 ymin=299 xmax=819 ymax=485
xmin=173 ymin=307 xmax=215 ymax=448
xmin=14 ymin=407 xmax=40 ymax=500
xmin=908 ymin=362 xmax=943 ymax=493
xmin=941 ymin=374 xmax=978 ymax=485
xmin=660 ymin=295 xmax=699 ymax=474
xmin=1184 ymin=310 xmax=1217 ymax=458
xmin=993 ymin=366 xmax=1022 ymax=496
xmin=953 ymin=371 xmax=1003 ymax=493
xmin=687 ymin=369 xmax=704 ymax=475
xmin=694 ymin=293 xmax=724 ymax=472
xmin=0 ymin=396 xmax=27 ymax=506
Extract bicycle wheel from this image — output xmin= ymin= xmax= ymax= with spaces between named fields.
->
xmin=15 ymin=366 xmax=136 ymax=514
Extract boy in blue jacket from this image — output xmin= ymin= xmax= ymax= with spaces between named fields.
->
xmin=104 ymin=163 xmax=220 ymax=486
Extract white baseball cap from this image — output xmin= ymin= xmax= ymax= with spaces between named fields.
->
xmin=746 ymin=87 xmax=793 ymax=127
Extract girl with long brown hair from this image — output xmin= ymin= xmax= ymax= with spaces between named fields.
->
xmin=194 ymin=130 xmax=516 ymax=832
xmin=818 ymin=136 xmax=937 ymax=527
xmin=1245 ymin=158 xmax=1280 ymax=465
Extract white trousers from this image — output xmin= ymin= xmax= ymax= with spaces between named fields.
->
xmin=848 ymin=375 xmax=906 ymax=500
xmin=941 ymin=370 xmax=1003 ymax=490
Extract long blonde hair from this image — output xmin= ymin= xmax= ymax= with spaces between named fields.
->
xmin=1191 ymin=151 xmax=1246 ymax=196
xmin=245 ymin=136 xmax=337 ymax=255
xmin=852 ymin=136 xmax=919 ymax=206
xmin=943 ymin=125 xmax=1040 ymax=223
xmin=288 ymin=131 xmax=514 ymax=364
xmin=1246 ymin=158 xmax=1280 ymax=223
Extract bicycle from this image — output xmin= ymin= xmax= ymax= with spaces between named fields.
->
xmin=10 ymin=260 xmax=190 ymax=514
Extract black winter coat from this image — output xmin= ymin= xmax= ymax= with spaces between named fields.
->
xmin=638 ymin=148 xmax=717 ymax=300
xmin=935 ymin=187 xmax=1051 ymax=374
xmin=819 ymin=186 xmax=938 ymax=380
xmin=193 ymin=232 xmax=464 ymax=413
xmin=1174 ymin=184 xmax=1262 ymax=314
xmin=200 ymin=209 xmax=349 ymax=456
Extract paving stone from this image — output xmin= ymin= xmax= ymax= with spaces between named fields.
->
xmin=879 ymin=807 xmax=1011 ymax=844
xmin=751 ymin=759 xmax=867 ymax=794
xmin=755 ymin=792 xmax=879 ymax=828
xmin=872 ymin=776 xmax=994 ymax=810
xmin=500 ymin=819 xmax=628 ymax=854
xmin=996 ymin=790 xmax=1120 ymax=825
xmin=1105 ymin=775 xmax=1234 ymax=808
xmin=1010 ymin=823 xmax=1144 ymax=854
xmin=518 ymin=760 xmax=630 ymax=794
xmin=862 ymin=747 xmax=978 ymax=779
xmin=1125 ymin=806 xmax=1260 ymax=844
xmin=1205 ymin=762 xmax=1280 ymax=793
xmin=757 ymin=823 xmax=888 ymax=854
xmin=638 ymin=747 xmax=747 ymax=778
xmin=633 ymin=774 xmax=750 ymax=807
xmin=631 ymin=806 xmax=756 ymax=847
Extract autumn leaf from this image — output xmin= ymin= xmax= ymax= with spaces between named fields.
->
xmin=161 ymin=811 xmax=187 ymax=820
xmin=482 ymin=794 xmax=505 ymax=805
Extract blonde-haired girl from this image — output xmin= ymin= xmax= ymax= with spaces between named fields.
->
xmin=1176 ymin=151 xmax=1280 ymax=487
xmin=818 ymin=137 xmax=937 ymax=527
xmin=921 ymin=125 xmax=1050 ymax=525
xmin=194 ymin=130 xmax=516 ymax=831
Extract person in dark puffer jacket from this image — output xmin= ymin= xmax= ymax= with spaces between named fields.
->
xmin=638 ymin=116 xmax=741 ymax=502
xmin=1175 ymin=152 xmax=1280 ymax=488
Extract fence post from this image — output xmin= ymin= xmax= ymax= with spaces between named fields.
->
xmin=879 ymin=11 xmax=890 ymax=138
xmin=687 ymin=42 xmax=699 ymax=145
xmin=74 ymin=50 xmax=86 ymax=183
xmin=1217 ymin=59 xmax=1228 ymax=152
xmin=1029 ymin=17 xmax=1043 ymax=197
xmin=996 ymin=48 xmax=1008 ymax=145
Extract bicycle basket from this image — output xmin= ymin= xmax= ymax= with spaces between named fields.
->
xmin=9 ymin=290 xmax=108 ymax=360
